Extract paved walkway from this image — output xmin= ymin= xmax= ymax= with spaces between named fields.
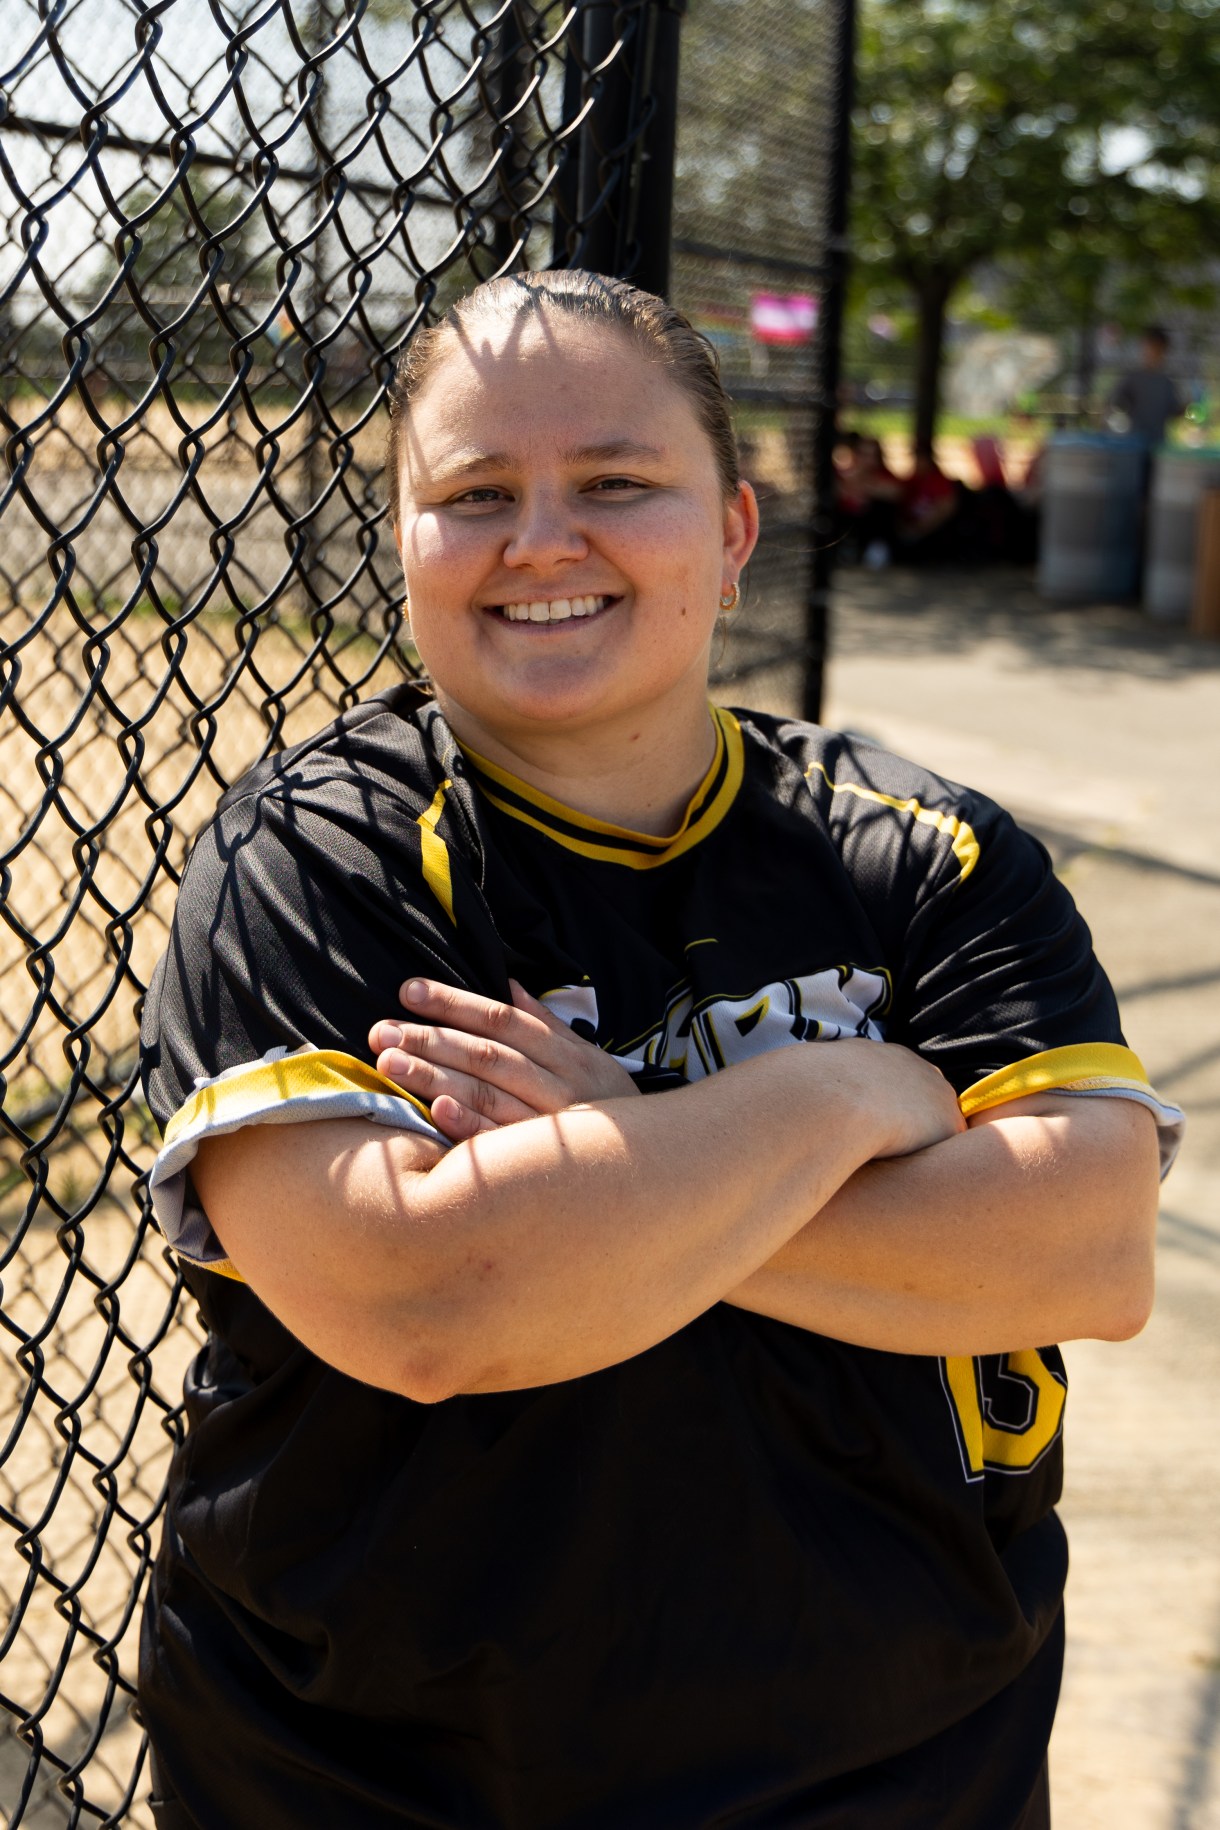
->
xmin=821 ymin=568 xmax=1220 ymax=1829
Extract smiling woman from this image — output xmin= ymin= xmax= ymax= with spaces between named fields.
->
xmin=386 ymin=275 xmax=755 ymax=827
xmin=137 ymin=270 xmax=1182 ymax=1830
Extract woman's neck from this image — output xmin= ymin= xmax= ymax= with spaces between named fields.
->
xmin=436 ymin=692 xmax=719 ymax=837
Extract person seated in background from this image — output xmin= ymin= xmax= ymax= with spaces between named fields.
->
xmin=834 ymin=432 xmax=904 ymax=566
xmin=896 ymin=440 xmax=963 ymax=563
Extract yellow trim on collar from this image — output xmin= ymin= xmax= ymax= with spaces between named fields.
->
xmin=806 ymin=760 xmax=980 ymax=882
xmin=460 ymin=706 xmax=745 ymax=869
xmin=959 ymin=1043 xmax=1152 ymax=1117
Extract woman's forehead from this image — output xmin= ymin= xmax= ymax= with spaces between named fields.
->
xmin=438 ymin=304 xmax=637 ymax=376
xmin=405 ymin=313 xmax=701 ymax=466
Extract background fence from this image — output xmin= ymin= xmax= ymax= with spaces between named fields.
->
xmin=0 ymin=2 xmax=852 ymax=1821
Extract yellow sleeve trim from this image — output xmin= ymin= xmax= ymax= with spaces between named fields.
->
xmin=163 ymin=1047 xmax=433 ymax=1148
xmin=417 ymin=780 xmax=456 ymax=925
xmin=806 ymin=761 xmax=980 ymax=883
xmin=151 ymin=1048 xmax=445 ymax=1281
xmin=959 ymin=1042 xmax=1151 ymax=1117
xmin=959 ymin=1042 xmax=1184 ymax=1179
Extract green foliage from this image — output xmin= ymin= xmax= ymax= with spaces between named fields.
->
xmin=849 ymin=0 xmax=1220 ymax=439
xmin=676 ymin=0 xmax=833 ymax=255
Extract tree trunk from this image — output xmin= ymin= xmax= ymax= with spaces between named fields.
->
xmin=912 ymin=275 xmax=953 ymax=454
xmin=1077 ymin=313 xmax=1097 ymax=420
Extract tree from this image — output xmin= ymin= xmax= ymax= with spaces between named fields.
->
xmin=851 ymin=0 xmax=1220 ymax=446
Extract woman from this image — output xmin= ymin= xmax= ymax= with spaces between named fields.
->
xmin=141 ymin=270 xmax=1181 ymax=1829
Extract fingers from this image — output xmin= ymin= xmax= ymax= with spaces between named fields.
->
xmin=397 ymin=977 xmax=566 ymax=1065
xmin=429 ymin=1093 xmax=499 ymax=1142
xmin=374 ymin=1010 xmax=561 ymax=1107
xmin=508 ymin=978 xmax=571 ymax=1034
xmin=374 ymin=1041 xmax=540 ymax=1128
xmin=368 ymin=977 xmax=640 ymax=1118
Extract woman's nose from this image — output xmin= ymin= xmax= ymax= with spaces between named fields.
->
xmin=502 ymin=490 xmax=589 ymax=569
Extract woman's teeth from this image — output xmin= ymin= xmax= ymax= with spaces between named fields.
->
xmin=499 ymin=594 xmax=611 ymax=622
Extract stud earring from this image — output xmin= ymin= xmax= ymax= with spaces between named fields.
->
xmin=719 ymin=582 xmax=740 ymax=614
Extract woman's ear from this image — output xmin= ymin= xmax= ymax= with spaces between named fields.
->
xmin=723 ymin=479 xmax=760 ymax=583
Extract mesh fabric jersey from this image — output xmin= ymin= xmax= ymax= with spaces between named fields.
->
xmin=139 ymin=685 xmax=1181 ymax=1830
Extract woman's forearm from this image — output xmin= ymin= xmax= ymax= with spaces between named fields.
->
xmin=725 ymin=1096 xmax=1161 ymax=1355
xmin=195 ymin=1040 xmax=960 ymax=1400
xmin=412 ymin=1057 xmax=881 ymax=1394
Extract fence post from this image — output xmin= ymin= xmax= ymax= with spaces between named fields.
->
xmin=550 ymin=33 xmax=585 ymax=267
xmin=632 ymin=0 xmax=685 ymax=299
xmin=803 ymin=0 xmax=856 ymax=725
xmin=551 ymin=0 xmax=684 ymax=292
xmin=490 ymin=4 xmax=531 ymax=272
xmin=575 ymin=1 xmax=638 ymax=277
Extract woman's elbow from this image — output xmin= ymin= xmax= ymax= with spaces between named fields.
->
xmin=1079 ymin=1114 xmax=1161 ymax=1342
xmin=1093 ymin=1264 xmax=1155 ymax=1341
xmin=377 ymin=1289 xmax=496 ymax=1403
xmin=396 ymin=1352 xmax=469 ymax=1406
xmin=1084 ymin=1227 xmax=1156 ymax=1342
xmin=345 ymin=1314 xmax=484 ymax=1405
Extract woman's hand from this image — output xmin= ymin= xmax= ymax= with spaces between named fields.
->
xmin=844 ymin=1037 xmax=967 ymax=1157
xmin=369 ymin=978 xmax=640 ymax=1141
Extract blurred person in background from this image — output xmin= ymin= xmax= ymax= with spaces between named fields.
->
xmin=1111 ymin=325 xmax=1183 ymax=449
xmin=835 ymin=431 xmax=904 ymax=566
xmin=896 ymin=439 xmax=964 ymax=563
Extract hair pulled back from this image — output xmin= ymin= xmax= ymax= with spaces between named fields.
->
xmin=385 ymin=269 xmax=740 ymax=519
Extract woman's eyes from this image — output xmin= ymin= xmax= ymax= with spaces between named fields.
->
xmin=450 ymin=486 xmax=508 ymax=506
xmin=447 ymin=476 xmax=648 ymax=508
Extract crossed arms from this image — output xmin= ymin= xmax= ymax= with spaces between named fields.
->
xmin=190 ymin=978 xmax=1160 ymax=1403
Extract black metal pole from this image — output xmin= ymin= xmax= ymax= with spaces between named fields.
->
xmin=574 ymin=1 xmax=636 ymax=277
xmin=550 ymin=32 xmax=585 ymax=267
xmin=490 ymin=3 xmax=531 ymax=273
xmin=803 ymin=0 xmax=856 ymax=725
xmin=631 ymin=0 xmax=685 ymax=299
xmin=551 ymin=1 xmax=683 ymax=292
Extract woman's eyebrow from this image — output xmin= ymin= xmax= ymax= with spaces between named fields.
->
xmin=431 ymin=439 xmax=665 ymax=482
xmin=561 ymin=440 xmax=666 ymax=465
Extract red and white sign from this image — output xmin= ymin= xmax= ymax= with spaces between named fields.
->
xmin=749 ymin=292 xmax=818 ymax=346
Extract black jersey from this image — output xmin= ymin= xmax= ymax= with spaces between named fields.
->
xmin=140 ymin=685 xmax=1180 ymax=1830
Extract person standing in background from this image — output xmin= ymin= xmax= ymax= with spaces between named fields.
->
xmin=1111 ymin=326 xmax=1183 ymax=448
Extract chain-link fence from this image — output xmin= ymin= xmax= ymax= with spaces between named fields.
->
xmin=0 ymin=2 xmax=851 ymax=1820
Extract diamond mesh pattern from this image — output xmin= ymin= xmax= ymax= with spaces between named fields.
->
xmin=0 ymin=3 xmax=847 ymax=1820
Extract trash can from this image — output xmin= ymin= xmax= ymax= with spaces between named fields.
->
xmin=1144 ymin=448 xmax=1220 ymax=621
xmin=1038 ymin=434 xmax=1146 ymax=603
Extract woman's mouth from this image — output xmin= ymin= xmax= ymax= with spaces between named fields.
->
xmin=491 ymin=594 xmax=618 ymax=624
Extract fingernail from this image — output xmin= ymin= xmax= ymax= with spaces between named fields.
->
xmin=404 ymin=979 xmax=427 ymax=1006
xmin=379 ymin=1024 xmax=403 ymax=1049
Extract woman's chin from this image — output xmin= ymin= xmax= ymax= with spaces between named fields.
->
xmin=441 ymin=657 xmax=634 ymax=737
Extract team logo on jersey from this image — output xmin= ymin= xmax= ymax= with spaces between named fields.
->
xmin=542 ymin=966 xmax=891 ymax=1082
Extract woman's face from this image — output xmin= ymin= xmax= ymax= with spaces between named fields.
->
xmin=394 ymin=309 xmax=756 ymax=750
